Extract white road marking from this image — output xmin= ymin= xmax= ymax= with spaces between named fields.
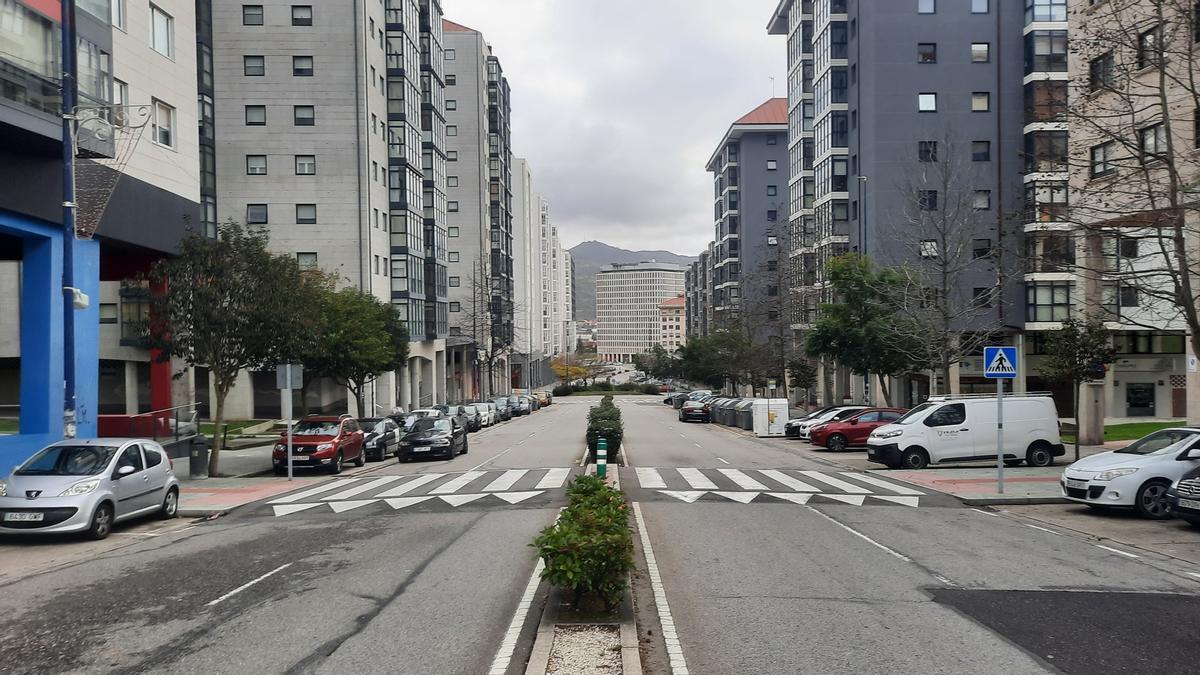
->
xmin=659 ymin=490 xmax=707 ymax=503
xmin=712 ymin=491 xmax=758 ymax=504
xmin=376 ymin=473 xmax=444 ymax=497
xmin=1095 ymin=544 xmax=1139 ymax=559
xmin=272 ymin=503 xmax=321 ymax=517
xmin=758 ymin=470 xmax=820 ymax=492
xmin=803 ymin=506 xmax=913 ymax=562
xmin=268 ymin=479 xmax=361 ymax=504
xmin=329 ymin=499 xmax=377 ymax=513
xmin=483 ymin=469 xmax=528 ymax=492
xmin=385 ymin=496 xmax=434 ymax=509
xmin=718 ymin=469 xmax=767 ymax=490
xmin=768 ymin=492 xmax=812 ymax=505
xmin=321 ymin=476 xmax=407 ymax=501
xmin=430 ymin=471 xmax=486 ymax=494
xmin=973 ymin=508 xmax=1001 ymax=517
xmin=1187 ymin=572 xmax=1200 ymax=580
xmin=206 ymin=563 xmax=293 ymax=607
xmin=439 ymin=493 xmax=487 ymax=506
xmin=495 ymin=491 xmax=543 ymax=504
xmin=716 ymin=457 xmax=730 ymax=465
xmin=633 ymin=503 xmax=690 ymax=675
xmin=798 ymin=471 xmax=871 ymax=494
xmin=678 ymin=468 xmax=718 ymax=489
xmin=933 ymin=573 xmax=959 ymax=588
xmin=840 ymin=472 xmax=925 ymax=495
xmin=824 ymin=494 xmax=867 ymax=506
xmin=470 ymin=447 xmax=516 ymax=471
xmin=693 ymin=443 xmax=702 ymax=448
xmin=636 ymin=468 xmax=667 ymax=489
xmin=536 ymin=468 xmax=571 ymax=489
xmin=487 ymin=557 xmax=546 ymax=675
xmin=872 ymin=495 xmax=921 ymax=507
xmin=1025 ymin=523 xmax=1060 ymax=535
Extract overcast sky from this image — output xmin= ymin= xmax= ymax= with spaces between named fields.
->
xmin=449 ymin=0 xmax=786 ymax=256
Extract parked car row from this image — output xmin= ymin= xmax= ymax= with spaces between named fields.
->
xmin=1061 ymin=426 xmax=1200 ymax=521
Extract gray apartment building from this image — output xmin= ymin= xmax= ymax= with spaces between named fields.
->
xmin=685 ymin=242 xmax=715 ymax=338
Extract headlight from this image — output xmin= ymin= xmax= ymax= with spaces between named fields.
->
xmin=1094 ymin=468 xmax=1138 ymax=481
xmin=60 ymin=479 xmax=100 ymax=496
xmin=317 ymin=443 xmax=334 ymax=451
xmin=274 ymin=444 xmax=287 ymax=451
xmin=431 ymin=438 xmax=451 ymax=446
xmin=0 ymin=481 xmax=6 ymax=497
xmin=874 ymin=430 xmax=903 ymax=439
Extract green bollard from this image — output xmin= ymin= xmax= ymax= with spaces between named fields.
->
xmin=597 ymin=438 xmax=608 ymax=479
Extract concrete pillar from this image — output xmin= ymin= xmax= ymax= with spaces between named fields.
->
xmin=434 ymin=350 xmax=445 ymax=405
xmin=398 ymin=363 xmax=412 ymax=411
xmin=1014 ymin=333 xmax=1028 ymax=394
xmin=1078 ymin=381 xmax=1106 ymax=446
xmin=409 ymin=359 xmax=421 ymax=409
xmin=1187 ymin=335 xmax=1199 ymax=425
xmin=124 ymin=361 xmax=138 ymax=414
xmin=949 ymin=361 xmax=962 ymax=395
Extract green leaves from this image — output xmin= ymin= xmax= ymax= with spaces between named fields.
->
xmin=1038 ymin=318 xmax=1114 ymax=387
xmin=586 ymin=398 xmax=623 ymax=458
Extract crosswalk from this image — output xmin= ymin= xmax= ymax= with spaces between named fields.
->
xmin=265 ymin=468 xmax=575 ymax=517
xmin=628 ymin=467 xmax=927 ymax=507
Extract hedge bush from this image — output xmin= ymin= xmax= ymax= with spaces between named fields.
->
xmin=533 ymin=475 xmax=633 ymax=610
xmin=593 ymin=381 xmax=614 ymax=392
xmin=552 ymin=384 xmax=574 ymax=397
xmin=615 ymin=382 xmax=641 ymax=392
xmin=586 ymin=397 xmax=623 ymax=461
xmin=640 ymin=384 xmax=660 ymax=395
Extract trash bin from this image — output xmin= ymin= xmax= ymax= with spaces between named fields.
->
xmin=718 ymin=399 xmax=739 ymax=425
xmin=736 ymin=400 xmax=756 ymax=430
xmin=189 ymin=441 xmax=210 ymax=480
xmin=752 ymin=399 xmax=789 ymax=437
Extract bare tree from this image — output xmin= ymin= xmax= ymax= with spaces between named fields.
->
xmin=460 ymin=258 xmax=511 ymax=399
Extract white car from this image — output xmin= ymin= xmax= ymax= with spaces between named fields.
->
xmin=789 ymin=406 xmax=867 ymax=440
xmin=1060 ymin=427 xmax=1200 ymax=519
xmin=469 ymin=403 xmax=495 ymax=427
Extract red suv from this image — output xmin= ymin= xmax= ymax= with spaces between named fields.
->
xmin=809 ymin=408 xmax=907 ymax=452
xmin=272 ymin=415 xmax=366 ymax=475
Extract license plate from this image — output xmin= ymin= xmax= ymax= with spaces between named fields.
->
xmin=413 ymin=446 xmax=431 ymax=453
xmin=4 ymin=512 xmax=44 ymax=522
xmin=1065 ymin=478 xmax=1088 ymax=490
xmin=867 ymin=448 xmax=877 ymax=457
xmin=1180 ymin=498 xmax=1200 ymax=510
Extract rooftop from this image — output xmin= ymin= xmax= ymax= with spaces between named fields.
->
xmin=734 ymin=98 xmax=788 ymax=125
xmin=443 ymin=18 xmax=476 ymax=32
xmin=659 ymin=295 xmax=686 ymax=309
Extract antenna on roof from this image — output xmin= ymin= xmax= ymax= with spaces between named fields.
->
xmin=769 ymin=76 xmax=776 ymax=98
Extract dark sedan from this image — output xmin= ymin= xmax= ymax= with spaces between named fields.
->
xmin=359 ymin=417 xmax=401 ymax=461
xmin=678 ymin=400 xmax=711 ymax=423
xmin=398 ymin=418 xmax=468 ymax=461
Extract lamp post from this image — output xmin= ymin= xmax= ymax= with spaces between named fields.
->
xmin=61 ymin=0 xmax=79 ymax=438
xmin=856 ymin=174 xmax=869 ymax=404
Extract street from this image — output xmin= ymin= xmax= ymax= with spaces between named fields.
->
xmin=3 ymin=396 xmax=1200 ymax=673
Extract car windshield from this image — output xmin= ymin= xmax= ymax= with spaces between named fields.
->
xmin=683 ymin=401 xmax=704 ymax=408
xmin=16 ymin=445 xmax=119 ymax=476
xmin=412 ymin=418 xmax=451 ymax=433
xmin=1114 ymin=430 xmax=1200 ymax=455
xmin=366 ymin=420 xmax=389 ymax=433
xmin=892 ymin=403 xmax=936 ymax=425
xmin=294 ymin=421 xmax=339 ymax=435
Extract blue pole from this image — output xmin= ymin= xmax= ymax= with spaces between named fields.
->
xmin=61 ymin=0 xmax=78 ymax=438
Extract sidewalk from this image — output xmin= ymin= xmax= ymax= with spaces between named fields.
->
xmin=179 ymin=477 xmax=324 ymax=517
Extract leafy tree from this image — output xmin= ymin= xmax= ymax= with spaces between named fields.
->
xmin=551 ymin=355 xmax=588 ymax=383
xmin=676 ymin=329 xmax=750 ymax=391
xmin=1037 ymin=318 xmax=1114 ymax=460
xmin=633 ymin=344 xmax=677 ymax=380
xmin=787 ymin=357 xmax=818 ymax=406
xmin=149 ymin=222 xmax=316 ymax=475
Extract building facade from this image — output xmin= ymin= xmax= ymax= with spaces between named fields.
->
xmin=596 ymin=262 xmax=685 ymax=363
xmin=658 ymin=295 xmax=686 ymax=351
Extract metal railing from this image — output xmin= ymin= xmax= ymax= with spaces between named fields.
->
xmin=99 ymin=402 xmax=200 ymax=444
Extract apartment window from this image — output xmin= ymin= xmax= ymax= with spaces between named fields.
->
xmin=1139 ymin=123 xmax=1166 ymax=162
xmin=767 ymin=134 xmax=778 ymax=145
xmin=152 ymin=99 xmax=175 ymax=147
xmin=99 ymin=303 xmax=118 ymax=324
xmin=1090 ymin=141 xmax=1117 ymax=177
xmin=1120 ymin=236 xmax=1139 ymax=259
xmin=1089 ymin=51 xmax=1114 ymax=91
xmin=448 ymin=251 xmax=460 ymax=262
xmin=972 ymin=288 xmax=993 ymax=308
xmin=247 ymin=204 xmax=268 ymax=224
xmin=448 ymin=150 xmax=458 ymax=161
xmin=971 ymin=92 xmax=990 ymax=112
xmin=972 ymin=0 xmax=988 ymax=12
xmin=971 ymin=43 xmax=989 ymax=63
xmin=449 ymin=276 xmax=460 ymax=287
xmin=767 ymin=209 xmax=778 ymax=221
xmin=448 ymin=226 xmax=459 ymax=237
xmin=920 ymin=240 xmax=939 ymax=258
xmin=296 ymin=204 xmax=316 ymax=224
xmin=111 ymin=0 xmax=126 ymax=29
xmin=450 ymin=302 xmax=461 ymax=312
xmin=446 ymin=74 xmax=456 ymax=85
xmin=446 ymin=99 xmax=457 ymax=111
xmin=293 ymin=56 xmax=313 ymax=76
xmin=1025 ymin=30 xmax=1067 ymax=72
xmin=447 ymin=125 xmax=458 ymax=136
xmin=918 ymin=43 xmax=937 ymax=63
xmin=918 ymin=93 xmax=937 ymax=112
xmin=1138 ymin=25 xmax=1162 ymax=69
xmin=445 ymin=48 xmax=456 ymax=60
xmin=296 ymin=253 xmax=318 ymax=269
xmin=245 ymin=105 xmax=266 ymax=125
xmin=767 ymin=185 xmax=778 ymax=197
xmin=1026 ymin=282 xmax=1073 ymax=322
xmin=246 ymin=154 xmax=267 ymax=175
xmin=918 ymin=140 xmax=937 ymax=162
xmin=295 ymin=155 xmax=316 ymax=175
xmin=291 ymin=5 xmax=312 ymax=25
xmin=1119 ymin=286 xmax=1140 ymax=308
xmin=242 ymin=5 xmax=263 ymax=25
xmin=918 ymin=190 xmax=938 ymax=210
xmin=244 ymin=55 xmax=265 ymax=76
xmin=972 ymin=141 xmax=991 ymax=161
xmin=918 ymin=0 xmax=935 ymax=13
xmin=150 ymin=4 xmax=173 ymax=57
xmin=973 ymin=190 xmax=992 ymax=210
xmin=972 ymin=238 xmax=993 ymax=259
xmin=1025 ymin=0 xmax=1066 ymax=22
xmin=447 ymin=176 xmax=460 ymax=188
xmin=294 ymin=105 xmax=315 ymax=126
xmin=767 ymin=160 xmax=778 ymax=170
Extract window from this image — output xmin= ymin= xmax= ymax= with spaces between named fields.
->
xmin=449 ymin=302 xmax=461 ymax=312
xmin=973 ymin=190 xmax=991 ymax=210
xmin=972 ymin=238 xmax=993 ymax=259
xmin=918 ymin=190 xmax=938 ymax=210
xmin=245 ymin=105 xmax=265 ymax=125
xmin=152 ymin=100 xmax=175 ymax=147
xmin=918 ymin=141 xmax=937 ymax=162
xmin=767 ymin=159 xmax=778 ymax=170
xmin=918 ymin=43 xmax=937 ymax=63
xmin=1090 ymin=141 xmax=1117 ymax=177
xmin=971 ymin=43 xmax=989 ymax=63
xmin=767 ymin=185 xmax=778 ymax=196
xmin=448 ymin=201 xmax=459 ymax=212
xmin=246 ymin=155 xmax=267 ymax=174
xmin=1138 ymin=25 xmax=1162 ymax=69
xmin=150 ymin=4 xmax=173 ymax=57
xmin=296 ymin=252 xmax=318 ymax=269
xmin=446 ymin=99 xmax=457 ymax=111
xmin=291 ymin=5 xmax=312 ymax=25
xmin=294 ymin=105 xmax=315 ymax=126
xmin=1025 ymin=0 xmax=1066 ymax=22
xmin=295 ymin=155 xmax=316 ymax=175
xmin=918 ymin=93 xmax=937 ymax=112
xmin=1089 ymin=51 xmax=1114 ymax=91
xmin=1119 ymin=286 xmax=1140 ymax=308
xmin=925 ymin=404 xmax=966 ymax=427
xmin=448 ymin=251 xmax=460 ymax=262
xmin=1026 ymin=282 xmax=1073 ymax=321
xmin=447 ymin=176 xmax=459 ymax=187
xmin=972 ymin=140 xmax=991 ymax=161
xmin=446 ymin=74 xmax=456 ymax=85
xmin=446 ymin=48 xmax=456 ymax=60
xmin=447 ymin=125 xmax=458 ymax=136
xmin=244 ymin=55 xmax=265 ymax=76
xmin=920 ymin=240 xmax=938 ymax=258
xmin=113 ymin=79 xmax=128 ymax=106
xmin=918 ymin=0 xmax=935 ymax=13
xmin=117 ymin=446 xmax=144 ymax=472
xmin=247 ymin=204 xmax=268 ymax=224
xmin=449 ymin=276 xmax=460 ymax=287
xmin=972 ymin=0 xmax=988 ymax=12
xmin=767 ymin=134 xmax=778 ymax=145
xmin=293 ymin=56 xmax=313 ymax=76
xmin=448 ymin=150 xmax=458 ymax=161
xmin=242 ymin=4 xmax=263 ymax=25
xmin=100 ymin=303 xmax=118 ymax=324
xmin=1139 ymin=123 xmax=1166 ymax=162
xmin=767 ymin=236 xmax=779 ymax=246
xmin=1025 ymin=30 xmax=1067 ymax=72
xmin=972 ymin=288 xmax=993 ymax=308
xmin=111 ymin=0 xmax=126 ymax=29
xmin=971 ymin=92 xmax=990 ymax=112
xmin=1120 ymin=236 xmax=1139 ymax=259
xmin=296 ymin=204 xmax=316 ymax=224
xmin=767 ymin=209 xmax=778 ymax=221
xmin=448 ymin=226 xmax=459 ymax=237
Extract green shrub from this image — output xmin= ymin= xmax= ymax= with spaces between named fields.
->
xmin=601 ymin=394 xmax=614 ymax=405
xmin=571 ymin=384 xmax=587 ymax=393
xmin=615 ymin=382 xmax=640 ymax=392
xmin=585 ymin=399 xmax=623 ymax=461
xmin=640 ymin=384 xmax=660 ymax=395
xmin=593 ymin=381 xmax=613 ymax=392
xmin=552 ymin=384 xmax=574 ymax=397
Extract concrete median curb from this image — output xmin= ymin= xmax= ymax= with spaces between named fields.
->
xmin=960 ymin=496 xmax=1071 ymax=506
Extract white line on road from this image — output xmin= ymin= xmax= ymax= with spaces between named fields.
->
xmin=798 ymin=471 xmax=871 ymax=494
xmin=636 ymin=468 xmax=667 ymax=489
xmin=536 ymin=468 xmax=571 ymax=489
xmin=803 ymin=506 xmax=912 ymax=563
xmin=375 ymin=473 xmax=444 ymax=497
xmin=470 ymin=447 xmax=515 ymax=471
xmin=483 ymin=469 xmax=528 ymax=492
xmin=487 ymin=558 xmax=545 ymax=675
xmin=1095 ymin=544 xmax=1140 ymax=559
xmin=1025 ymin=524 xmax=1060 ymax=535
xmin=1188 ymin=572 xmax=1200 ymax=580
xmin=678 ymin=468 xmax=718 ymax=489
xmin=758 ymin=469 xmax=819 ymax=492
xmin=205 ymin=563 xmax=293 ymax=607
xmin=693 ymin=443 xmax=702 ymax=448
xmin=973 ymin=508 xmax=1001 ymax=517
xmin=321 ymin=476 xmax=407 ymax=501
xmin=267 ymin=479 xmax=361 ymax=504
xmin=839 ymin=472 xmax=925 ymax=496
xmin=633 ymin=502 xmax=690 ymax=675
xmin=430 ymin=471 xmax=486 ymax=494
xmin=718 ymin=468 xmax=767 ymax=490
xmin=716 ymin=457 xmax=730 ymax=465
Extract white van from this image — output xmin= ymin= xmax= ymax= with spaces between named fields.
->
xmin=866 ymin=395 xmax=1064 ymax=470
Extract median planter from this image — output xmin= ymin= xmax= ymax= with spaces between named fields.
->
xmin=586 ymin=397 xmax=623 ymax=463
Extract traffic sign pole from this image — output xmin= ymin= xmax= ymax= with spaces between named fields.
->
xmin=997 ymin=377 xmax=1003 ymax=494
xmin=983 ymin=346 xmax=1018 ymax=495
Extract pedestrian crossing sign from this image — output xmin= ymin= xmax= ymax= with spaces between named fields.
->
xmin=983 ymin=346 xmax=1018 ymax=379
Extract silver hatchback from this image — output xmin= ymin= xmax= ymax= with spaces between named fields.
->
xmin=0 ymin=439 xmax=180 ymax=540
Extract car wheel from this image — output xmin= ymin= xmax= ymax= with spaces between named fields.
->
xmin=1026 ymin=442 xmax=1054 ymax=468
xmin=901 ymin=448 xmax=930 ymax=470
xmin=1135 ymin=480 xmax=1172 ymax=520
xmin=331 ymin=452 xmax=344 ymax=474
xmin=88 ymin=503 xmax=114 ymax=540
xmin=827 ymin=434 xmax=848 ymax=453
xmin=354 ymin=448 xmax=366 ymax=467
xmin=158 ymin=487 xmax=179 ymax=520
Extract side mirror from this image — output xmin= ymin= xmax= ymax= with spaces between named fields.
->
xmin=1179 ymin=447 xmax=1200 ymax=461
xmin=849 ymin=419 xmax=859 ymax=425
xmin=116 ymin=465 xmax=136 ymax=478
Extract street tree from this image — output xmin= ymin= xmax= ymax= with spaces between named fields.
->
xmin=1037 ymin=318 xmax=1115 ymax=461
xmin=633 ymin=344 xmax=678 ymax=380
xmin=459 ymin=258 xmax=520 ymax=398
xmin=787 ymin=357 xmax=818 ymax=407
xmin=551 ymin=355 xmax=588 ymax=384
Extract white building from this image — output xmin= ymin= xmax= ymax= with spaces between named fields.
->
xmin=658 ymin=295 xmax=686 ymax=351
xmin=596 ymin=262 xmax=686 ymax=363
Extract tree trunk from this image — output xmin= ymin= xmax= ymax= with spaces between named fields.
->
xmin=878 ymin=376 xmax=892 ymax=406
xmin=1073 ymin=379 xmax=1081 ymax=462
xmin=940 ymin=360 xmax=952 ymax=397
xmin=351 ymin=381 xmax=364 ymax=417
xmin=209 ymin=392 xmax=226 ymax=476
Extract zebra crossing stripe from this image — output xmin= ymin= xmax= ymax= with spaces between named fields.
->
xmin=824 ymin=494 xmax=867 ymax=506
xmin=430 ymin=471 xmax=486 ymax=494
xmin=535 ymin=468 xmax=571 ymax=489
xmin=440 ymin=493 xmax=487 ymax=506
xmin=758 ymin=470 xmax=820 ymax=492
xmin=483 ymin=469 xmax=528 ymax=492
xmin=798 ymin=471 xmax=872 ymax=494
xmin=635 ymin=468 xmax=667 ymax=489
xmin=718 ymin=469 xmax=767 ymax=490
xmin=329 ymin=499 xmax=377 ymax=513
xmin=321 ymin=476 xmax=407 ymax=501
xmin=495 ymin=491 xmax=543 ymax=504
xmin=768 ymin=493 xmax=812 ymax=505
xmin=385 ymin=496 xmax=434 ymax=509
xmin=268 ymin=478 xmax=362 ymax=504
xmin=272 ymin=503 xmax=322 ymax=517
xmin=678 ymin=468 xmax=718 ymax=490
xmin=874 ymin=495 xmax=920 ymax=507
xmin=713 ymin=491 xmax=758 ymax=504
xmin=376 ymin=473 xmax=445 ymax=497
xmin=840 ymin=472 xmax=925 ymax=495
xmin=659 ymin=490 xmax=707 ymax=503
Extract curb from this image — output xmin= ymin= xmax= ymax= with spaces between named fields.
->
xmin=523 ymin=582 xmax=643 ymax=675
xmin=178 ymin=508 xmax=227 ymax=519
xmin=960 ymin=496 xmax=1070 ymax=506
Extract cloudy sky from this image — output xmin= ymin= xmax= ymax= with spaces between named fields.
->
xmin=449 ymin=0 xmax=786 ymax=256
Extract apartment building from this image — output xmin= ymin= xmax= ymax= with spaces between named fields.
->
xmin=596 ymin=262 xmax=685 ymax=363
xmin=511 ymin=157 xmax=552 ymax=388
xmin=658 ymin=295 xmax=687 ymax=351
xmin=541 ymin=201 xmax=562 ymax=356
xmin=685 ymin=242 xmax=714 ymax=339
xmin=560 ymin=248 xmax=575 ymax=355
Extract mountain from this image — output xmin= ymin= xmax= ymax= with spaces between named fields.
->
xmin=567 ymin=241 xmax=697 ymax=320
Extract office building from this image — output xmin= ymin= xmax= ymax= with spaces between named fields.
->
xmin=658 ymin=295 xmax=686 ymax=351
xmin=596 ymin=262 xmax=685 ymax=363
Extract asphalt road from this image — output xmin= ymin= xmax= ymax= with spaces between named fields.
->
xmin=622 ymin=398 xmax=1200 ymax=674
xmin=0 ymin=399 xmax=590 ymax=675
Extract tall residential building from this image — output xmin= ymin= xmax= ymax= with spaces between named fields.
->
xmin=658 ymin=295 xmax=687 ymax=351
xmin=212 ymin=0 xmax=447 ymax=415
xmin=560 ymin=249 xmax=575 ymax=355
xmin=539 ymin=200 xmax=560 ymax=356
xmin=487 ymin=49 xmax=515 ymax=349
xmin=510 ymin=157 xmax=550 ymax=388
xmin=685 ymin=243 xmax=714 ymax=338
xmin=596 ymin=262 xmax=686 ymax=363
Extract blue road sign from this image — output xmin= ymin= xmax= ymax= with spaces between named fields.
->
xmin=983 ymin=346 xmax=1018 ymax=379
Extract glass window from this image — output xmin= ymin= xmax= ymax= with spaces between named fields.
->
xmin=1138 ymin=25 xmax=1162 ymax=69
xmin=99 ymin=303 xmax=118 ymax=324
xmin=296 ymin=204 xmax=316 ymax=224
xmin=919 ymin=140 xmax=937 ymax=162
xmin=294 ymin=105 xmax=315 ymax=125
xmin=448 ymin=226 xmax=459 ymax=237
xmin=291 ymin=5 xmax=312 ymax=25
xmin=247 ymin=204 xmax=268 ymax=224
xmin=1026 ymin=282 xmax=1073 ymax=321
xmin=150 ymin=4 xmax=174 ymax=57
xmin=1089 ymin=51 xmax=1114 ymax=90
xmin=447 ymin=125 xmax=458 ymax=136
xmin=446 ymin=99 xmax=457 ymax=111
xmin=244 ymin=55 xmax=265 ymax=76
xmin=152 ymin=99 xmax=175 ymax=147
xmin=111 ymin=0 xmax=126 ymax=29
xmin=971 ymin=43 xmax=989 ymax=62
xmin=1025 ymin=30 xmax=1068 ymax=72
xmin=918 ymin=190 xmax=938 ymax=210
xmin=246 ymin=154 xmax=267 ymax=174
xmin=767 ymin=185 xmax=778 ymax=196
xmin=972 ymin=140 xmax=991 ymax=161
xmin=1025 ymin=0 xmax=1066 ymax=22
xmin=295 ymin=155 xmax=316 ymax=174
xmin=242 ymin=4 xmax=263 ymax=25
xmin=974 ymin=190 xmax=991 ymax=210
xmin=449 ymin=276 xmax=460 ymax=287
xmin=245 ymin=105 xmax=266 ymax=125
xmin=446 ymin=74 xmax=457 ymax=85
xmin=972 ymin=92 xmax=990 ymax=112
xmin=918 ymin=0 xmax=935 ymax=13
xmin=767 ymin=160 xmax=778 ymax=170
xmin=446 ymin=49 xmax=456 ymax=60
xmin=448 ymin=201 xmax=459 ymax=212
xmin=293 ymin=56 xmax=314 ymax=76
xmin=116 ymin=445 xmax=144 ymax=472
xmin=297 ymin=252 xmax=318 ymax=269
xmin=924 ymin=404 xmax=966 ymax=427
xmin=448 ymin=251 xmax=460 ymax=262
xmin=918 ymin=93 xmax=937 ymax=112
xmin=972 ymin=0 xmax=988 ymax=12
xmin=1090 ymin=141 xmax=1117 ymax=177
xmin=1139 ymin=123 xmax=1166 ymax=162
xmin=918 ymin=43 xmax=937 ymax=63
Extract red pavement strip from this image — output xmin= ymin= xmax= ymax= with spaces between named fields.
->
xmin=180 ymin=479 xmax=324 ymax=517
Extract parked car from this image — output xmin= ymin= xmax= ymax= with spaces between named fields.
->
xmin=0 ymin=439 xmax=179 ymax=540
xmin=1062 ymin=427 xmax=1200 ymax=519
xmin=671 ymin=393 xmax=691 ymax=409
xmin=410 ymin=408 xmax=443 ymax=420
xmin=789 ymin=406 xmax=869 ymax=441
xmin=867 ymin=395 xmax=1063 ymax=470
xmin=469 ymin=402 xmax=496 ymax=427
xmin=1168 ymin=457 xmax=1200 ymax=526
xmin=458 ymin=404 xmax=482 ymax=432
xmin=663 ymin=393 xmax=677 ymax=405
xmin=515 ymin=397 xmax=533 ymax=415
xmin=536 ymin=391 xmax=551 ymax=406
xmin=688 ymin=390 xmax=713 ymax=401
xmin=443 ymin=404 xmax=472 ymax=431
xmin=809 ymin=408 xmax=907 ymax=452
xmin=784 ymin=407 xmax=838 ymax=438
xmin=507 ymin=395 xmax=526 ymax=416
xmin=398 ymin=417 xmax=468 ymax=461
xmin=492 ymin=397 xmax=514 ymax=421
xmin=272 ymin=415 xmax=366 ymax=475
xmin=678 ymin=400 xmax=711 ymax=423
xmin=359 ymin=417 xmax=402 ymax=461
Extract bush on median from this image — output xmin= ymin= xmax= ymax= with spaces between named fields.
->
xmin=586 ymin=397 xmax=622 ymax=462
xmin=640 ymin=384 xmax=660 ymax=395
xmin=552 ymin=384 xmax=574 ymax=397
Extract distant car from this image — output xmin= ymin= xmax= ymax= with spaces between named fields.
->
xmin=442 ymin=404 xmax=471 ymax=431
xmin=535 ymin=391 xmax=551 ymax=406
xmin=1063 ymin=427 xmax=1200 ymax=519
xmin=515 ymin=397 xmax=533 ymax=415
xmin=398 ymin=417 xmax=468 ymax=461
xmin=678 ymin=400 xmax=711 ymax=423
xmin=789 ymin=407 xmax=869 ymax=441
xmin=492 ymin=397 xmax=514 ymax=421
xmin=273 ymin=415 xmax=366 ymax=475
xmin=784 ymin=407 xmax=838 ymax=438
xmin=809 ymin=408 xmax=907 ymax=452
xmin=508 ymin=395 xmax=526 ymax=416
xmin=688 ymin=390 xmax=713 ymax=401
xmin=469 ymin=402 xmax=495 ymax=427
xmin=410 ymin=408 xmax=443 ymax=420
xmin=0 ymin=439 xmax=180 ymax=540
xmin=457 ymin=404 xmax=482 ymax=432
xmin=359 ymin=417 xmax=402 ymax=461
